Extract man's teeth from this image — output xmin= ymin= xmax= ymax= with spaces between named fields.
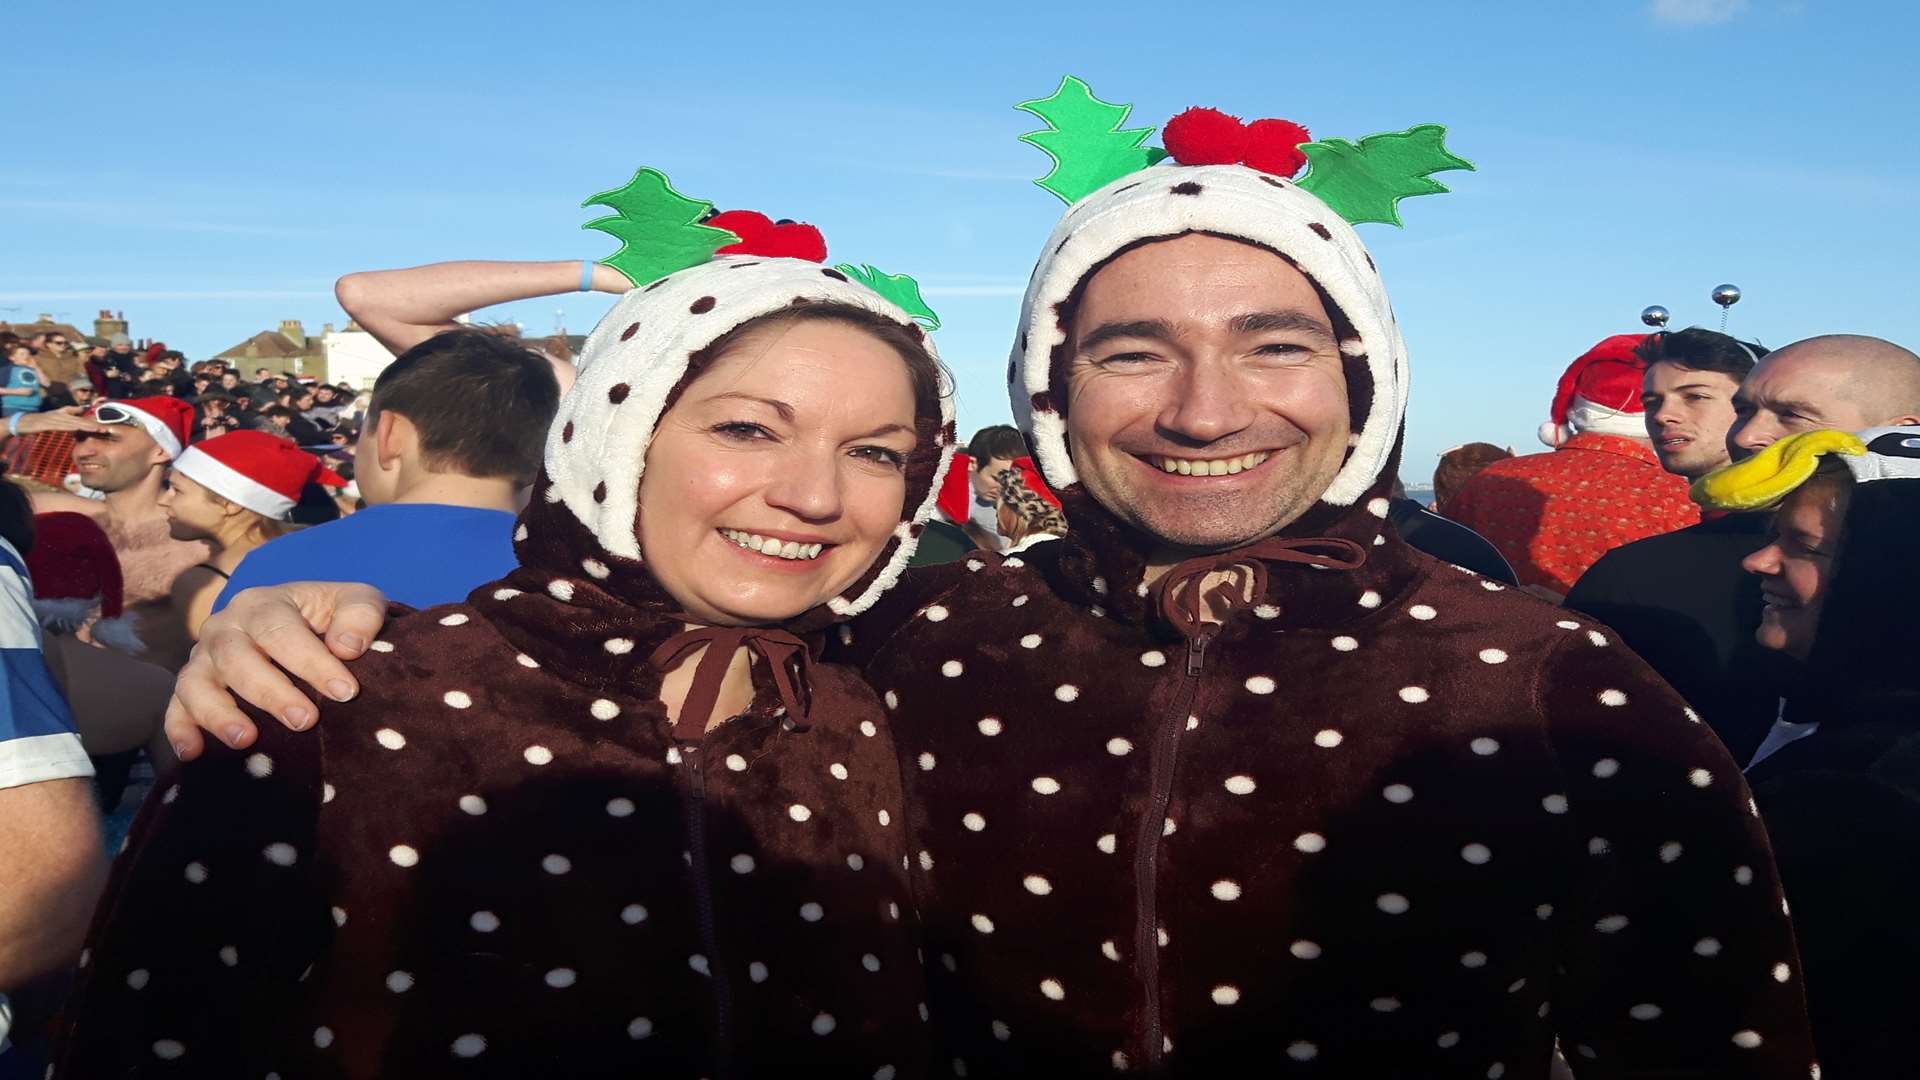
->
xmin=1150 ymin=451 xmax=1273 ymax=476
xmin=722 ymin=529 xmax=825 ymax=561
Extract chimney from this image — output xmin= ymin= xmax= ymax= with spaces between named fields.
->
xmin=98 ymin=308 xmax=111 ymax=319
xmin=322 ymin=322 xmax=334 ymax=336
xmin=279 ymin=320 xmax=306 ymax=349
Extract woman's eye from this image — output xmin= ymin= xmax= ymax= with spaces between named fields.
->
xmin=852 ymin=446 xmax=907 ymax=469
xmin=712 ymin=421 xmax=770 ymax=440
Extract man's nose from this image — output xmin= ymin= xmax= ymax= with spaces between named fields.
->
xmin=1156 ymin=361 xmax=1255 ymax=445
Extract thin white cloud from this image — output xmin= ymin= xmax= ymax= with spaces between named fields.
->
xmin=0 ymin=290 xmax=331 ymax=302
xmin=1650 ymin=0 xmax=1749 ymax=25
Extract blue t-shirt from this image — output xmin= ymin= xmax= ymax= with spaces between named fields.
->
xmin=1 ymin=364 xmax=41 ymax=414
xmin=213 ymin=504 xmax=520 ymax=613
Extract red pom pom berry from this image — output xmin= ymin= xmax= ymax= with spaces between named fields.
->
xmin=1162 ymin=107 xmax=1248 ymax=166
xmin=1241 ymin=119 xmax=1312 ymax=178
xmin=710 ymin=210 xmax=828 ymax=263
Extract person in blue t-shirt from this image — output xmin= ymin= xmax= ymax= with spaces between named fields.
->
xmin=2 ymin=344 xmax=47 ymax=419
xmin=215 ymin=328 xmax=560 ymax=613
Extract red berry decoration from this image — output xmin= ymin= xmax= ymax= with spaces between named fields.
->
xmin=710 ymin=209 xmax=828 ymax=262
xmin=1242 ymin=119 xmax=1312 ymax=178
xmin=1162 ymin=107 xmax=1249 ymax=166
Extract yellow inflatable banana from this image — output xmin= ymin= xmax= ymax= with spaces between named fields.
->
xmin=1691 ymin=429 xmax=1867 ymax=511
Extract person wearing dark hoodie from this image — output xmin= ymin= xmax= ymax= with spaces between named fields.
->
xmin=1693 ymin=424 xmax=1920 ymax=1077
xmin=54 ymin=232 xmax=957 ymax=1077
xmin=160 ymin=91 xmax=1817 ymax=1076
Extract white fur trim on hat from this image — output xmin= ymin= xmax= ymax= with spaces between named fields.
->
xmin=552 ymin=257 xmax=956 ymax=618
xmin=1563 ymin=395 xmax=1649 ymax=443
xmin=120 ymin=408 xmax=183 ymax=460
xmin=172 ymin=446 xmax=297 ymax=519
xmin=1008 ymin=164 xmax=1406 ymax=509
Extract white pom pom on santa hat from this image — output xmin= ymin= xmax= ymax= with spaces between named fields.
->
xmin=171 ymin=430 xmax=346 ymax=520
xmin=1539 ymin=333 xmax=1654 ymax=447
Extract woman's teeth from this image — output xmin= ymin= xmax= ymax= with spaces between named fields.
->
xmin=722 ymin=529 xmax=825 ymax=561
xmin=1150 ymin=451 xmax=1273 ymax=476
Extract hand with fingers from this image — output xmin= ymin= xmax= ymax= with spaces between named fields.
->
xmin=163 ymin=582 xmax=393 ymax=760
xmin=11 ymin=407 xmax=109 ymax=436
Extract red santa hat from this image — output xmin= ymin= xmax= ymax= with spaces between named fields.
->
xmin=937 ymin=452 xmax=1060 ymax=525
xmin=93 ymin=397 xmax=196 ymax=460
xmin=171 ymin=430 xmax=346 ymax=521
xmin=1538 ymin=333 xmax=1653 ymax=448
xmin=26 ymin=511 xmax=143 ymax=651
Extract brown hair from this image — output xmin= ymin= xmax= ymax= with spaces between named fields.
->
xmin=995 ymin=467 xmax=1068 ymax=544
xmin=367 ymin=328 xmax=561 ymax=485
xmin=1434 ymin=442 xmax=1514 ymax=511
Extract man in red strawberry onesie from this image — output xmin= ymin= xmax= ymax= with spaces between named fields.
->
xmin=1443 ymin=335 xmax=1701 ymax=594
xmin=170 ymin=96 xmax=1817 ymax=1077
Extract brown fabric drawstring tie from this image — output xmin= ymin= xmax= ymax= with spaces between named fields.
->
xmin=1148 ymin=536 xmax=1369 ymax=640
xmin=648 ymin=625 xmax=814 ymax=743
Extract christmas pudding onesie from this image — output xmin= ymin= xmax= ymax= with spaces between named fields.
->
xmin=838 ymin=82 xmax=1818 ymax=1077
xmin=56 ymin=241 xmax=958 ymax=1078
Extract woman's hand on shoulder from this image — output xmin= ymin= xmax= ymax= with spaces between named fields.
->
xmin=163 ymin=582 xmax=392 ymax=761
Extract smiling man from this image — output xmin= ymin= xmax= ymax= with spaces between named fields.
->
xmin=1566 ymin=329 xmax=1780 ymax=761
xmin=167 ymin=165 xmax=1818 ymax=1075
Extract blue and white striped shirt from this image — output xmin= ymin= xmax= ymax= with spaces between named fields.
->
xmin=0 ymin=537 xmax=92 ymax=790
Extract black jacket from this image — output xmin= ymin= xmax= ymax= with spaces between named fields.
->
xmin=1564 ymin=514 xmax=1784 ymax=764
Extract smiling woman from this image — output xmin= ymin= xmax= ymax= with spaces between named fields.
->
xmin=54 ymin=257 xmax=956 ymax=1078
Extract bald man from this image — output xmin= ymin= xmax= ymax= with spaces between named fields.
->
xmin=1571 ymin=333 xmax=1920 ymax=765
xmin=1730 ymin=334 xmax=1920 ymax=457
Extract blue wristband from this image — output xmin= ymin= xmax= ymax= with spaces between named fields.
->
xmin=6 ymin=412 xmax=21 ymax=437
xmin=579 ymin=259 xmax=596 ymax=293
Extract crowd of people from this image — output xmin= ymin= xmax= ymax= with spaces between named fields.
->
xmin=2 ymin=124 xmax=1918 ymax=1079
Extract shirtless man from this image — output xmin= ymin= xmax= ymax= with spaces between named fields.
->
xmin=30 ymin=397 xmax=207 ymax=670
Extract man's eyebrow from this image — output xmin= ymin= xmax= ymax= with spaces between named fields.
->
xmin=1232 ymin=311 xmax=1335 ymax=340
xmin=1076 ymin=319 xmax=1177 ymax=353
xmin=703 ymin=391 xmax=795 ymax=421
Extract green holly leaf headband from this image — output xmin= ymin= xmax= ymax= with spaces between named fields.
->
xmin=1016 ymin=75 xmax=1474 ymax=226
xmin=582 ymin=168 xmax=942 ymax=330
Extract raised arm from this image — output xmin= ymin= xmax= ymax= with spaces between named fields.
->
xmin=334 ymin=259 xmax=630 ymax=357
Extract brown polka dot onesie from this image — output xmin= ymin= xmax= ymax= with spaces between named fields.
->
xmin=841 ymin=165 xmax=1820 ymax=1077
xmin=53 ymin=257 xmax=959 ymax=1079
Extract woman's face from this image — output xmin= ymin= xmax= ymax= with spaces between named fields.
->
xmin=638 ymin=318 xmax=920 ymax=627
xmin=1742 ymin=475 xmax=1850 ymax=660
xmin=159 ymin=471 xmax=233 ymax=542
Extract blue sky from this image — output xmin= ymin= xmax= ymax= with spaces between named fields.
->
xmin=8 ymin=0 xmax=1916 ymax=481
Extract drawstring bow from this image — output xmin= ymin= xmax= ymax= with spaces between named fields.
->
xmin=648 ymin=625 xmax=815 ymax=743
xmin=1148 ymin=536 xmax=1369 ymax=640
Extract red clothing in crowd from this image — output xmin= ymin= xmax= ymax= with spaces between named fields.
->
xmin=1439 ymin=432 xmax=1700 ymax=593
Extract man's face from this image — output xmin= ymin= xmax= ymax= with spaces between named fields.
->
xmin=1730 ymin=350 xmax=1880 ymax=459
xmin=220 ymin=372 xmax=240 ymax=390
xmin=47 ymin=336 xmax=67 ymax=352
xmin=71 ymin=425 xmax=167 ymax=492
xmin=71 ymin=385 xmax=95 ymax=405
xmin=1063 ymin=233 xmax=1351 ymax=554
xmin=111 ymin=342 xmax=133 ymax=357
xmin=256 ymin=368 xmax=270 ymax=380
xmin=1642 ymin=362 xmax=1742 ymax=478
xmin=971 ymin=456 xmax=1016 ymax=502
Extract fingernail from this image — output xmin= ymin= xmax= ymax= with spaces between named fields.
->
xmin=337 ymin=634 xmax=367 ymax=653
xmin=284 ymin=706 xmax=312 ymax=729
xmin=171 ymin=741 xmax=191 ymax=759
xmin=225 ymin=725 xmax=250 ymax=745
xmin=325 ymin=679 xmax=354 ymax=702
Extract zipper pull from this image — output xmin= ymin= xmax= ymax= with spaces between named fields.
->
xmin=1186 ymin=633 xmax=1211 ymax=676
